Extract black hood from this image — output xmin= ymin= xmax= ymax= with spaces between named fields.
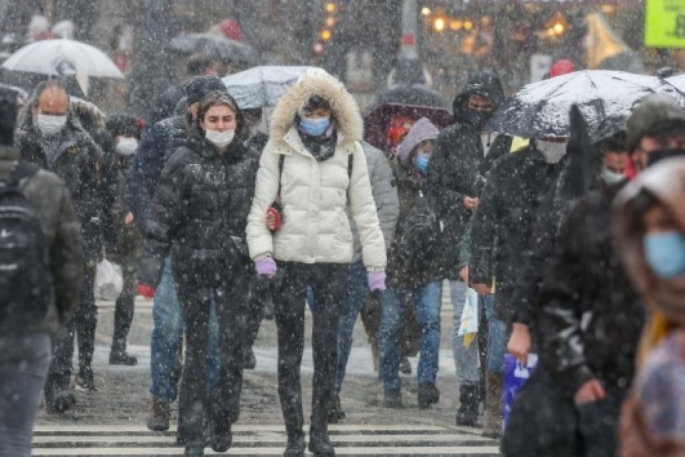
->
xmin=453 ymin=71 xmax=505 ymax=124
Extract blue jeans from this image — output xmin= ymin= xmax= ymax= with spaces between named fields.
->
xmin=451 ymin=280 xmax=480 ymax=385
xmin=149 ymin=258 xmax=220 ymax=401
xmin=484 ymin=295 xmax=507 ymax=374
xmin=334 ymin=261 xmax=368 ymax=396
xmin=380 ymin=281 xmax=442 ymax=390
xmin=0 ymin=334 xmax=51 ymax=457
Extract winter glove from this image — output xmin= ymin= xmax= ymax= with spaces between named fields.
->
xmin=368 ymin=271 xmax=387 ymax=291
xmin=255 ymin=256 xmax=277 ymax=277
xmin=137 ymin=284 xmax=156 ymax=299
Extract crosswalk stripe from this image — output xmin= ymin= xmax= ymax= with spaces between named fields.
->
xmin=32 ymin=424 xmax=501 ymax=456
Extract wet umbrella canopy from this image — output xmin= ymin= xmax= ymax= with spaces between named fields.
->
xmin=221 ymin=66 xmax=317 ymax=110
xmin=1 ymin=39 xmax=124 ymax=79
xmin=488 ymin=70 xmax=685 ymax=138
xmin=169 ymin=33 xmax=259 ymax=66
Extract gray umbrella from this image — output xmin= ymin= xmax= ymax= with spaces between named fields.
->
xmin=221 ymin=65 xmax=317 ymax=109
xmin=169 ymin=33 xmax=259 ymax=66
xmin=488 ymin=70 xmax=685 ymax=138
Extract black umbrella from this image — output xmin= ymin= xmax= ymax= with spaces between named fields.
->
xmin=374 ymin=85 xmax=448 ymax=110
xmin=488 ymin=70 xmax=685 ymax=138
xmin=169 ymin=33 xmax=259 ymax=65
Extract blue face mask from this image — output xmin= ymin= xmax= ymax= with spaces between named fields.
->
xmin=644 ymin=231 xmax=685 ymax=279
xmin=414 ymin=153 xmax=430 ymax=174
xmin=299 ymin=116 xmax=330 ymax=136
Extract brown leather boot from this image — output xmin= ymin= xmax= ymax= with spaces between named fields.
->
xmin=482 ymin=372 xmax=504 ymax=439
xmin=146 ymin=398 xmax=171 ymax=432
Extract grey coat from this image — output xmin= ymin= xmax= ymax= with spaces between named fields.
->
xmin=0 ymin=146 xmax=84 ymax=333
xmin=350 ymin=141 xmax=399 ymax=262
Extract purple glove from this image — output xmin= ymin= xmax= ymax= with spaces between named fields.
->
xmin=368 ymin=271 xmax=387 ymax=291
xmin=255 ymin=256 xmax=277 ymax=277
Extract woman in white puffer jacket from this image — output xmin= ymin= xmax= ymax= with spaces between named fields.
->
xmin=246 ymin=69 xmax=386 ymax=457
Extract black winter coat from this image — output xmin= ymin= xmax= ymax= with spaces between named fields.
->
xmin=470 ymin=146 xmax=564 ymax=321
xmin=427 ymin=73 xmax=512 ymax=279
xmin=138 ymin=133 xmax=259 ymax=288
xmin=16 ymin=120 xmax=108 ymax=262
xmin=535 ymin=181 xmax=645 ymax=396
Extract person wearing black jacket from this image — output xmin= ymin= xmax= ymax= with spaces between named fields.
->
xmin=469 ymin=139 xmax=567 ymax=437
xmin=426 ymin=72 xmax=512 ymax=424
xmin=15 ymin=80 xmax=109 ymax=404
xmin=137 ymin=91 xmax=258 ymax=457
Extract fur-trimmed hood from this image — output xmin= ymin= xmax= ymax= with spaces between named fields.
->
xmin=270 ymin=68 xmax=363 ymax=147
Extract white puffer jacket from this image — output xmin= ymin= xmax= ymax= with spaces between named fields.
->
xmin=246 ymin=69 xmax=387 ymax=271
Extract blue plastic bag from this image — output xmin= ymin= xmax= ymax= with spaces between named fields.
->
xmin=503 ymin=353 xmax=538 ymax=428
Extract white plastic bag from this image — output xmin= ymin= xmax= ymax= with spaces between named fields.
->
xmin=457 ymin=287 xmax=479 ymax=337
xmin=95 ymin=259 xmax=123 ymax=301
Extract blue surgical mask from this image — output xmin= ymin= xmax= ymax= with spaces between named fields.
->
xmin=299 ymin=116 xmax=330 ymax=136
xmin=644 ymin=231 xmax=685 ymax=279
xmin=414 ymin=153 xmax=430 ymax=174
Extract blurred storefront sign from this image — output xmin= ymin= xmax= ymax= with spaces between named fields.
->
xmin=645 ymin=0 xmax=685 ymax=48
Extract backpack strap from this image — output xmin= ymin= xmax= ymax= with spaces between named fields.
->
xmin=277 ymin=154 xmax=286 ymax=197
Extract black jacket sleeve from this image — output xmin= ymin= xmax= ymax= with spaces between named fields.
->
xmin=469 ymin=167 xmax=500 ymax=286
xmin=535 ymin=204 xmax=595 ymax=396
xmin=137 ymin=151 xmax=187 ymax=287
xmin=427 ymin=128 xmax=466 ymax=218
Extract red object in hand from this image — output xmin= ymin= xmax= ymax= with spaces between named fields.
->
xmin=267 ymin=205 xmax=283 ymax=232
xmin=137 ymin=284 xmax=156 ymax=299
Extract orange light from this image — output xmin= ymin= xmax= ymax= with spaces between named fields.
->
xmin=464 ymin=20 xmax=473 ymax=30
xmin=421 ymin=7 xmax=431 ymax=16
xmin=325 ymin=2 xmax=336 ymax=13
xmin=553 ymin=22 xmax=565 ymax=35
xmin=434 ymin=17 xmax=445 ymax=32
xmin=321 ymin=29 xmax=332 ymax=41
xmin=314 ymin=43 xmax=324 ymax=53
xmin=326 ymin=17 xmax=336 ymax=27
xmin=450 ymin=20 xmax=463 ymax=31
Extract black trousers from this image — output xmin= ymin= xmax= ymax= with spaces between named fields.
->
xmin=44 ymin=262 xmax=97 ymax=398
xmin=175 ymin=266 xmax=250 ymax=446
xmin=112 ymin=258 xmax=137 ymax=351
xmin=244 ymin=277 xmax=268 ymax=349
xmin=273 ymin=262 xmax=348 ymax=439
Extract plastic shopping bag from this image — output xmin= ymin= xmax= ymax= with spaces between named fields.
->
xmin=95 ymin=259 xmax=123 ymax=301
xmin=457 ymin=287 xmax=479 ymax=337
xmin=503 ymin=353 xmax=538 ymax=428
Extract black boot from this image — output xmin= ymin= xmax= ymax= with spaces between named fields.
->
xmin=211 ymin=422 xmax=232 ymax=453
xmin=383 ymin=388 xmax=403 ymax=409
xmin=110 ymin=339 xmax=138 ymax=366
xmin=45 ymin=391 xmax=76 ymax=414
xmin=399 ymin=357 xmax=412 ymax=375
xmin=243 ymin=346 xmax=256 ymax=370
xmin=184 ymin=445 xmax=204 ymax=457
xmin=328 ymin=395 xmax=346 ymax=423
xmin=75 ymin=365 xmax=98 ymax=392
xmin=283 ymin=433 xmax=306 ymax=457
xmin=418 ymin=383 xmax=440 ymax=409
xmin=456 ymin=384 xmax=480 ymax=426
xmin=308 ymin=429 xmax=335 ymax=457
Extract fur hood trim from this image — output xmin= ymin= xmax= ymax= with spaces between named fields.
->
xmin=270 ymin=68 xmax=363 ymax=146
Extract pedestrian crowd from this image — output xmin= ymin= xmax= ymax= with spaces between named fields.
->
xmin=1 ymin=52 xmax=685 ymax=457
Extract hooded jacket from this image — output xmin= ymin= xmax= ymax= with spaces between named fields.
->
xmin=427 ymin=72 xmax=512 ymax=278
xmin=0 ymin=146 xmax=83 ymax=334
xmin=138 ymin=127 xmax=259 ymax=287
xmin=470 ymin=145 xmax=565 ymax=321
xmin=396 ymin=117 xmax=439 ymax=168
xmin=15 ymin=104 xmax=107 ymax=262
xmin=614 ymin=158 xmax=685 ymax=457
xmin=246 ymin=70 xmax=386 ymax=270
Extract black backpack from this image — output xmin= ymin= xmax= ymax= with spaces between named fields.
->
xmin=0 ymin=161 xmax=51 ymax=335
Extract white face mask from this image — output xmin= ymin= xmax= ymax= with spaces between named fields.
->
xmin=205 ymin=129 xmax=235 ymax=148
xmin=537 ymin=140 xmax=567 ymax=164
xmin=602 ymin=168 xmax=624 ymax=184
xmin=36 ymin=113 xmax=67 ymax=136
xmin=115 ymin=137 xmax=139 ymax=156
